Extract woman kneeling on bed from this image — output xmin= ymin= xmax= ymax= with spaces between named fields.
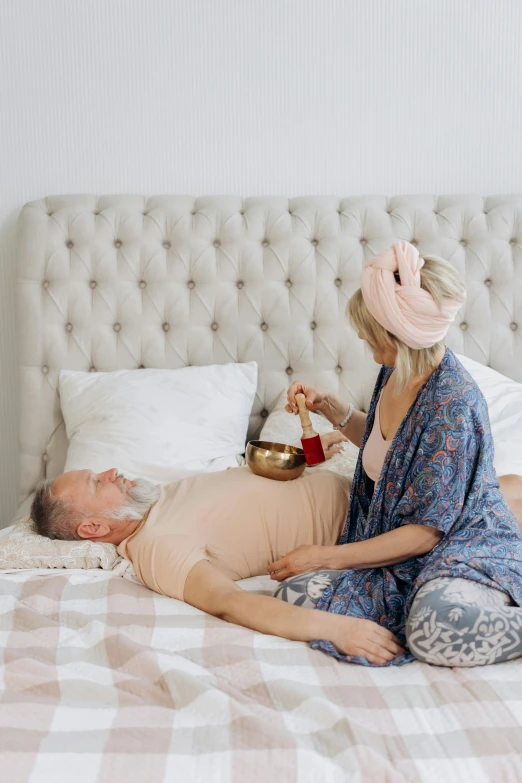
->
xmin=270 ymin=240 xmax=522 ymax=667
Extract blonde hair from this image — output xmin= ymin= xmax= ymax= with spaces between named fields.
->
xmin=348 ymin=255 xmax=466 ymax=395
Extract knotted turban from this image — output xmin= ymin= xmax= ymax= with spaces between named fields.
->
xmin=360 ymin=241 xmax=464 ymax=350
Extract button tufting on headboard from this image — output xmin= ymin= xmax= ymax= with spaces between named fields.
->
xmin=16 ymin=193 xmax=522 ymax=504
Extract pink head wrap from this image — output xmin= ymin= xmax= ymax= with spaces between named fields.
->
xmin=360 ymin=241 xmax=464 ymax=350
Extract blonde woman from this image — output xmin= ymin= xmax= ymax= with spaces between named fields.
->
xmin=268 ymin=240 xmax=522 ymax=667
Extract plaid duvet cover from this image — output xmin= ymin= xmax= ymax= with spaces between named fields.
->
xmin=1 ymin=569 xmax=521 ymax=783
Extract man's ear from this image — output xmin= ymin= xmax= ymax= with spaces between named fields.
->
xmin=77 ymin=518 xmax=112 ymax=540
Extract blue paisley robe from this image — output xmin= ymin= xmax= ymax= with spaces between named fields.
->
xmin=310 ymin=348 xmax=522 ymax=665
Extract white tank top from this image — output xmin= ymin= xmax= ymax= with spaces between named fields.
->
xmin=362 ymin=393 xmax=393 ymax=483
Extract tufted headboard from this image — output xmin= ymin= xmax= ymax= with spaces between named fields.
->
xmin=16 ymin=194 xmax=522 ymax=509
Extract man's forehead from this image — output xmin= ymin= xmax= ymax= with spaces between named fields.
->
xmin=53 ymin=470 xmax=90 ymax=497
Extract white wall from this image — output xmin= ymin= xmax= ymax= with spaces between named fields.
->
xmin=1 ymin=0 xmax=521 ymax=525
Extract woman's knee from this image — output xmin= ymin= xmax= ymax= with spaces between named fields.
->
xmin=406 ymin=579 xmax=521 ymax=667
xmin=406 ymin=579 xmax=486 ymax=665
xmin=273 ymin=570 xmax=343 ymax=608
xmin=406 ymin=586 xmax=443 ymax=665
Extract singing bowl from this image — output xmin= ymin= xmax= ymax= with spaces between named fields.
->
xmin=246 ymin=440 xmax=307 ymax=481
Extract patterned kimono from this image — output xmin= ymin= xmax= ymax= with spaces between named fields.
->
xmin=310 ymin=348 xmax=522 ymax=665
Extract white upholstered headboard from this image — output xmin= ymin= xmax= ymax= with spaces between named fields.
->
xmin=16 ymin=194 xmax=522 ymax=509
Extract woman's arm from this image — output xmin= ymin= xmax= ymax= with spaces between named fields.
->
xmin=268 ymin=525 xmax=443 ymax=580
xmin=327 ymin=525 xmax=443 ymax=570
xmin=320 ymin=393 xmax=368 ymax=449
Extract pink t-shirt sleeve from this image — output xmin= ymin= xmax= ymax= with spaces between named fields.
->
xmin=133 ymin=534 xmax=209 ymax=601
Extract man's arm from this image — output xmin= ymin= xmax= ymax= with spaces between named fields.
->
xmin=184 ymin=560 xmax=338 ymax=642
xmin=183 ymin=560 xmax=403 ymax=664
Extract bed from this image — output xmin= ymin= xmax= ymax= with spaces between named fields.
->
xmin=3 ymin=194 xmax=522 ymax=782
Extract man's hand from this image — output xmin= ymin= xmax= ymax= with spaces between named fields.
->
xmin=321 ymin=431 xmax=348 ymax=459
xmin=333 ymin=617 xmax=404 ymax=664
xmin=267 ymin=545 xmax=335 ymax=581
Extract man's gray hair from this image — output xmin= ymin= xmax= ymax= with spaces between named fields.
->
xmin=30 ymin=475 xmax=161 ymax=541
xmin=30 ymin=479 xmax=85 ymax=541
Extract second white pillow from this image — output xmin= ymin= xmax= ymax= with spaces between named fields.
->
xmin=59 ymin=362 xmax=258 ymax=484
xmin=456 ymin=354 xmax=522 ymax=477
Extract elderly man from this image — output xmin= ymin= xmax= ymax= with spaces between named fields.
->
xmin=30 ymin=447 xmax=411 ymax=665
xmin=31 ymin=460 xmax=522 ymax=666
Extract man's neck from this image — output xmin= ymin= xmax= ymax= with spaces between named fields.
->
xmin=107 ymin=514 xmax=147 ymax=546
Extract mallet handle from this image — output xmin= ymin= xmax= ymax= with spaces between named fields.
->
xmin=295 ymin=393 xmax=317 ymax=439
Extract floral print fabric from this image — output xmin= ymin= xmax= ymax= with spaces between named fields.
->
xmin=310 ymin=348 xmax=522 ymax=665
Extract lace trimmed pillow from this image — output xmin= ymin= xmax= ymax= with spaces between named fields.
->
xmin=0 ymin=516 xmax=122 ymax=570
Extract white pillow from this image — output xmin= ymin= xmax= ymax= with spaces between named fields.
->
xmin=259 ymin=391 xmax=359 ymax=481
xmin=59 ymin=362 xmax=258 ymax=484
xmin=456 ymin=355 xmax=522 ymax=477
xmin=0 ymin=517 xmax=121 ymax=570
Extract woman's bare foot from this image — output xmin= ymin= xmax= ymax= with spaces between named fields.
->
xmin=331 ymin=615 xmax=404 ymax=665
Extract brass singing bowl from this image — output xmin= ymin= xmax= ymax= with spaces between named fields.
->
xmin=246 ymin=440 xmax=307 ymax=481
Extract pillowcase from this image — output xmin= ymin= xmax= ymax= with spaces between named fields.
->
xmin=0 ymin=517 xmax=121 ymax=571
xmin=59 ymin=363 xmax=257 ymax=484
xmin=456 ymin=354 xmax=522 ymax=477
xmin=259 ymin=391 xmax=359 ymax=480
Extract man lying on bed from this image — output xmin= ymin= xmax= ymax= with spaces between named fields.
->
xmin=31 ymin=462 xmax=522 ymax=666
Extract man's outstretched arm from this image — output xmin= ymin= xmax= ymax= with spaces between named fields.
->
xmin=183 ymin=560 xmax=403 ymax=665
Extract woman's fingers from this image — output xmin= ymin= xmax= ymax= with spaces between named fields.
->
xmin=267 ymin=553 xmax=295 ymax=581
xmin=286 ymin=382 xmax=306 ymax=413
xmin=267 ymin=555 xmax=287 ymax=573
xmin=286 ymin=381 xmax=325 ymax=414
xmin=305 ymin=391 xmax=318 ymax=410
xmin=269 ymin=569 xmax=291 ymax=582
xmin=268 ymin=565 xmax=292 ymax=581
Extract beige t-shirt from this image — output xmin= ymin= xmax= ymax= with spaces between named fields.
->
xmin=118 ymin=466 xmax=350 ymax=601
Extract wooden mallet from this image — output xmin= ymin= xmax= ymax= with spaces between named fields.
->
xmin=295 ymin=393 xmax=326 ymax=466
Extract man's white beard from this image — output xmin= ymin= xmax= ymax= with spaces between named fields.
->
xmin=106 ymin=477 xmax=160 ymax=522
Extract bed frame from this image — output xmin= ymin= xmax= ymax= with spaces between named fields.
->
xmin=16 ymin=193 xmax=522 ymax=518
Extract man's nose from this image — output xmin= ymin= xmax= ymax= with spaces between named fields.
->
xmin=99 ymin=468 xmax=118 ymax=483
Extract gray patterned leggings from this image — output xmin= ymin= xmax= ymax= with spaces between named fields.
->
xmin=274 ymin=571 xmax=522 ymax=666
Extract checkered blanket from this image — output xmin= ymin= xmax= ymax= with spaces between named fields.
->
xmin=1 ymin=569 xmax=521 ymax=783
